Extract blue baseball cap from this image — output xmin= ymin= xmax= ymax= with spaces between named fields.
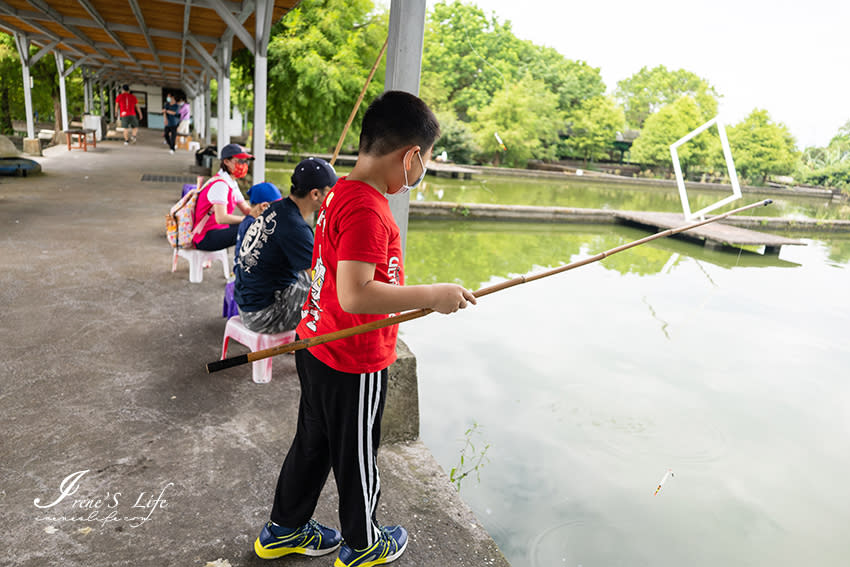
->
xmin=247 ymin=182 xmax=282 ymax=204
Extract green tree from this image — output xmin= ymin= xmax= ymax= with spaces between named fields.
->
xmin=433 ymin=109 xmax=479 ymax=164
xmin=615 ymin=65 xmax=720 ymax=129
xmin=563 ymin=95 xmax=624 ymax=163
xmin=528 ymin=44 xmax=605 ymax=115
xmin=265 ymin=0 xmax=387 ymax=151
xmin=422 ymin=1 xmax=524 ymax=120
xmin=630 ymin=96 xmax=714 ymax=175
xmin=470 ymin=74 xmax=561 ymax=167
xmin=0 ymin=33 xmax=84 ymax=142
xmin=0 ymin=33 xmax=18 ymax=134
xmin=422 ymin=2 xmax=605 ymax=123
xmin=726 ymin=109 xmax=798 ymax=184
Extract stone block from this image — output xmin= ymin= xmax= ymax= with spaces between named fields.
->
xmin=383 ymin=339 xmax=420 ymax=443
xmin=22 ymin=138 xmax=42 ymax=156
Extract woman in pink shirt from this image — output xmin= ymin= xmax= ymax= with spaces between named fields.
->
xmin=193 ymin=144 xmax=268 ymax=251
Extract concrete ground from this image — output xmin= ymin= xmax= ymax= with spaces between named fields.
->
xmin=0 ymin=131 xmax=510 ymax=567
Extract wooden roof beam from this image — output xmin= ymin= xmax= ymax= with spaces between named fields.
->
xmin=186 ymin=35 xmax=222 ymax=75
xmin=180 ymin=0 xmax=192 ymax=80
xmin=7 ymin=6 xmax=221 ymax=45
xmin=208 ymin=0 xmax=255 ymax=56
xmin=23 ymin=0 xmax=129 ymax=68
xmin=0 ymin=1 xmax=87 ymax=58
xmin=75 ymin=0 xmax=141 ymax=66
xmin=127 ymin=0 xmax=164 ymax=75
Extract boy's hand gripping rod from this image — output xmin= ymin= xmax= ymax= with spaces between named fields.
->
xmin=207 ymin=199 xmax=772 ymax=373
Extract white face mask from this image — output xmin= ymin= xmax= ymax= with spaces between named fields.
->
xmin=399 ymin=150 xmax=427 ymax=195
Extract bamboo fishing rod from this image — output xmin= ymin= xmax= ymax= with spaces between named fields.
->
xmin=330 ymin=36 xmax=389 ymax=166
xmin=207 ymin=199 xmax=773 ymax=374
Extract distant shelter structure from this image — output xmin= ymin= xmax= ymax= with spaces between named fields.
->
xmin=0 ymin=0 xmax=426 ymax=246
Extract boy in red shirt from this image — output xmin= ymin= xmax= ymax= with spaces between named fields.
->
xmin=254 ymin=91 xmax=476 ymax=566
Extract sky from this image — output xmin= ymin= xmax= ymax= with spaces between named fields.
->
xmin=425 ymin=0 xmax=850 ymax=149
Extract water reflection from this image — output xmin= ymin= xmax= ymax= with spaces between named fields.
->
xmin=406 ymin=221 xmax=800 ymax=290
xmin=403 ymin=221 xmax=850 ymax=567
xmin=264 ymin=164 xmax=850 ymax=221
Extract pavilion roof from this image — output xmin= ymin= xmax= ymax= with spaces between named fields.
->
xmin=0 ymin=0 xmax=298 ymax=90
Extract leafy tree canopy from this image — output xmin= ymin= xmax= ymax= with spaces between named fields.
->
xmin=470 ymin=74 xmax=561 ymax=167
xmin=725 ymin=108 xmax=798 ymax=184
xmin=0 ymin=33 xmax=84 ymax=139
xmin=264 ymin=0 xmax=387 ymax=151
xmin=563 ymin=95 xmax=624 ymax=163
xmin=422 ymin=1 xmax=605 ymax=121
xmin=629 ymin=95 xmax=715 ymax=175
xmin=615 ymin=64 xmax=720 ymax=129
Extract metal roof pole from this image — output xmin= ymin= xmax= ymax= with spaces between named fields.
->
xmin=384 ymin=0 xmax=427 ymax=253
xmin=54 ymin=52 xmax=69 ymax=132
xmin=252 ymin=0 xmax=274 ymax=184
xmin=100 ymin=84 xmax=106 ymax=119
xmin=216 ymin=38 xmax=232 ymax=152
xmin=12 ymin=33 xmax=36 ymax=140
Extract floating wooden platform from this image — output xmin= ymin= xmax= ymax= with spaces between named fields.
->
xmin=614 ymin=211 xmax=805 ymax=254
xmin=427 ymin=161 xmax=475 ymax=179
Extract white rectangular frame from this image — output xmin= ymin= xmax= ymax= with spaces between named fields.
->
xmin=670 ymin=116 xmax=741 ymax=220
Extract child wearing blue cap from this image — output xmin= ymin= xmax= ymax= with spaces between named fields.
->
xmin=234 ymin=159 xmax=337 ymax=334
xmin=233 ymin=182 xmax=283 ymax=257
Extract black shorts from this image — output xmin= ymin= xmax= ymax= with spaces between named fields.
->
xmin=120 ymin=115 xmax=139 ymax=128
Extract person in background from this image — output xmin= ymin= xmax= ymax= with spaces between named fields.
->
xmin=162 ymin=94 xmax=180 ymax=154
xmin=234 ymin=158 xmax=337 ymax=334
xmin=193 ymin=144 xmax=267 ymax=251
xmin=115 ymin=85 xmax=142 ymax=145
xmin=177 ymin=95 xmax=191 ymax=140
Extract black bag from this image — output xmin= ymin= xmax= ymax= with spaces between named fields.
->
xmin=195 ymin=145 xmax=217 ymax=167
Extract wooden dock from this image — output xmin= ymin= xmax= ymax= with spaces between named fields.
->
xmin=427 ymin=161 xmax=475 ymax=179
xmin=614 ymin=211 xmax=805 ymax=254
xmin=264 ymin=150 xmax=476 ymax=179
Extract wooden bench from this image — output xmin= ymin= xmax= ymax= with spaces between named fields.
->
xmin=64 ymin=128 xmax=97 ymax=151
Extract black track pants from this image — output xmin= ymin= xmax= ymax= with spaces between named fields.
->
xmin=270 ymin=346 xmax=387 ymax=550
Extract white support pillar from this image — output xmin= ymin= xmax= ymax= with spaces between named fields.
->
xmin=204 ymin=81 xmax=212 ymax=146
xmin=384 ymin=0 xmax=427 ymax=253
xmin=100 ymin=84 xmax=106 ymax=117
xmin=83 ymin=73 xmax=90 ymax=114
xmin=252 ymin=0 xmax=274 ymax=184
xmin=54 ymin=52 xmax=69 ymax=132
xmin=216 ymin=39 xmax=232 ymax=152
xmin=12 ymin=33 xmax=36 ymax=140
xmin=109 ymin=83 xmax=115 ymax=122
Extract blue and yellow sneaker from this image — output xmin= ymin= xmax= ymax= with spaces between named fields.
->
xmin=334 ymin=525 xmax=408 ymax=567
xmin=254 ymin=519 xmax=342 ymax=559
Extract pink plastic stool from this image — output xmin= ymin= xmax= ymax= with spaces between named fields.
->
xmin=220 ymin=315 xmax=296 ymax=383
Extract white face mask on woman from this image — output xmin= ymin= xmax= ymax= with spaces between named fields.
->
xmin=398 ymin=149 xmax=427 ymax=195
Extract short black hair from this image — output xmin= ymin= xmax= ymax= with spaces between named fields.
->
xmin=358 ymin=91 xmax=440 ymax=156
xmin=122 ymin=84 xmax=130 ymax=91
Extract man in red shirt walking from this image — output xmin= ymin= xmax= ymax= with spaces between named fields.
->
xmin=253 ymin=91 xmax=476 ymax=567
xmin=115 ymin=84 xmax=142 ymax=145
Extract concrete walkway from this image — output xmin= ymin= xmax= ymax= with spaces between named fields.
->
xmin=0 ymin=130 xmax=510 ymax=567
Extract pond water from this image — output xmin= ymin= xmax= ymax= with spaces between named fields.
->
xmin=265 ymin=163 xmax=850 ymax=221
xmin=401 ymin=221 xmax=850 ymax=567
xmin=263 ymin=163 xmax=850 ymax=565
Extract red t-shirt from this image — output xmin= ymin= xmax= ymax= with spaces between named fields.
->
xmin=298 ymin=178 xmax=404 ymax=374
xmin=116 ymin=92 xmax=138 ymax=117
